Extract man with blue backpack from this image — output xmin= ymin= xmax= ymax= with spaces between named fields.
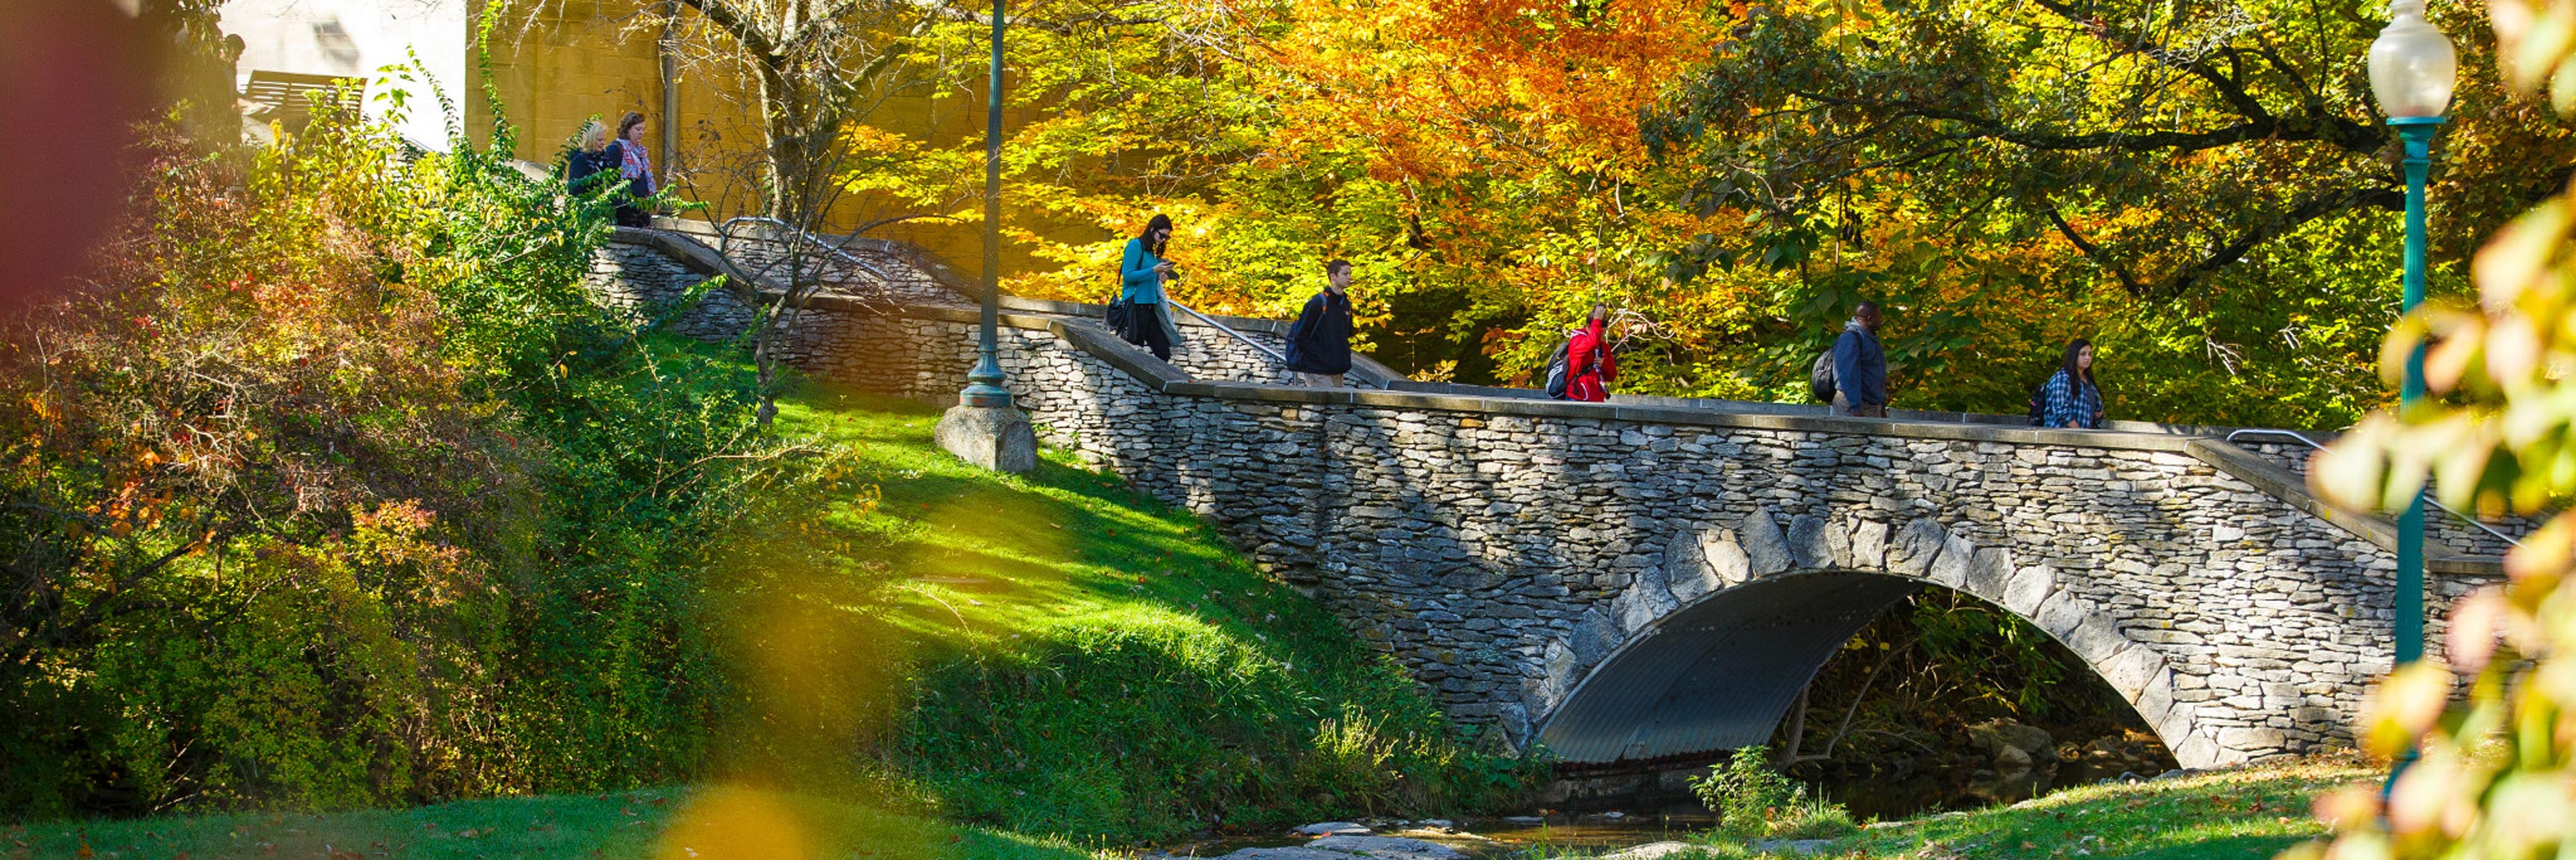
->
xmin=1827 ymin=300 xmax=1887 ymax=417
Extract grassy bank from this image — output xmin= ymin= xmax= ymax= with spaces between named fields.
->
xmin=4 ymin=387 xmax=1532 ymax=855
xmin=0 ymin=785 xmax=1088 ymax=860
xmin=1644 ymin=754 xmax=2372 ymax=860
xmin=770 ymin=388 xmax=1535 ymax=840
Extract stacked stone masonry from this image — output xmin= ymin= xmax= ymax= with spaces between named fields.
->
xmin=2236 ymin=440 xmax=2541 ymax=559
xmin=587 ymin=234 xmax=2505 ymax=770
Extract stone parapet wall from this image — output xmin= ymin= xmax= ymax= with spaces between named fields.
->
xmin=584 ymin=231 xmax=2507 ymax=770
xmin=584 ymin=241 xmax=758 ymax=341
xmin=2236 ymin=438 xmax=2537 ymax=558
xmin=591 ymin=230 xmax=1369 ymax=389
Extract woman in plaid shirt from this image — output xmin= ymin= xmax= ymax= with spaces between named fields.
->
xmin=2041 ymin=338 xmax=2104 ymax=429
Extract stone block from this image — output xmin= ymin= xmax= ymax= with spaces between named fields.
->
xmin=2155 ymin=701 xmax=2197 ymax=747
xmin=1826 ymin=516 xmax=1854 ymax=567
xmin=935 ymin=404 xmax=1038 ymax=473
xmin=2132 ymin=670 xmax=2175 ymax=726
xmin=2175 ymin=733 xmax=2220 ymax=769
xmin=1889 ymin=519 xmax=1947 ymax=578
xmin=2218 ymin=727 xmax=2288 ymax=752
xmin=1964 ymin=546 xmax=2013 ymax=603
xmin=1613 ymin=570 xmax=1679 ymax=634
xmin=1664 ymin=529 xmax=1720 ymax=604
xmin=1787 ymin=514 xmax=1831 ymax=569
xmin=1706 ymin=532 xmax=1751 ymax=587
xmin=1570 ymin=608 xmax=1622 ymax=666
xmin=2054 ymin=609 xmax=2130 ymax=666
xmin=2002 ymin=565 xmax=2055 ymax=618
xmin=1497 ymin=701 xmax=1532 ymax=749
xmin=1850 ymin=519 xmax=1889 ymax=568
xmin=2102 ymin=646 xmax=2168 ymax=700
xmin=1928 ymin=530 xmax=1976 ymax=588
xmin=1742 ymin=508 xmax=1793 ymax=576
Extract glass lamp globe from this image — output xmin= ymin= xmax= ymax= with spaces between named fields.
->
xmin=2370 ymin=0 xmax=2458 ymax=119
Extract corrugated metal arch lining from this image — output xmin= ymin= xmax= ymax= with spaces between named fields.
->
xmin=1538 ymin=571 xmax=1925 ymax=764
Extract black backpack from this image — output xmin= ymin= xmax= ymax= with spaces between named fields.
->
xmin=2026 ymin=379 xmax=2048 ymax=425
xmin=1543 ymin=338 xmax=1575 ymax=399
xmin=1809 ymin=350 xmax=1836 ymax=404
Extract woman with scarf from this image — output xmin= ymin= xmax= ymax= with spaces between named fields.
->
xmin=603 ymin=112 xmax=657 ymax=227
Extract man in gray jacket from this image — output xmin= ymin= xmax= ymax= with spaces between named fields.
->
xmin=1831 ymin=301 xmax=1887 ymax=417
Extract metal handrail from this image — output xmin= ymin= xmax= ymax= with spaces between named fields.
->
xmin=724 ymin=216 xmax=1354 ymax=387
xmin=1165 ymin=298 xmax=1389 ymax=390
xmin=1166 ymin=299 xmax=1291 ymax=366
xmin=715 ymin=216 xmax=904 ymax=287
xmin=2225 ymin=429 xmax=2523 ymax=548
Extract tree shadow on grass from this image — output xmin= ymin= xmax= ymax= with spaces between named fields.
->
xmin=2111 ymin=834 xmax=2306 ymax=860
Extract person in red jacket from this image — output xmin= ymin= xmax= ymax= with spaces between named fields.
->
xmin=1565 ymin=304 xmax=1618 ymax=402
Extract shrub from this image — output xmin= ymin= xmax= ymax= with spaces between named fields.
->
xmin=1687 ymin=747 xmax=1852 ymax=840
xmin=0 ymin=74 xmax=813 ymax=818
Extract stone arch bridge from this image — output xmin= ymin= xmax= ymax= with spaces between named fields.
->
xmin=593 ymin=226 xmax=2512 ymax=770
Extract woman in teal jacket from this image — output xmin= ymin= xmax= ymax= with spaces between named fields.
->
xmin=1119 ymin=215 xmax=1181 ymax=360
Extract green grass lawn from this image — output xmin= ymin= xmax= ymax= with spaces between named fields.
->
xmin=2 ymin=784 xmax=1089 ymax=860
xmin=766 ymin=387 xmax=1525 ymax=838
xmin=1 ymin=387 xmax=1515 ymax=857
xmin=767 ymin=388 xmax=1333 ymax=665
xmin=1656 ymin=754 xmax=2376 ymax=860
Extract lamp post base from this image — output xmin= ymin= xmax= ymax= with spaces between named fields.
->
xmin=935 ymin=403 xmax=1037 ymax=474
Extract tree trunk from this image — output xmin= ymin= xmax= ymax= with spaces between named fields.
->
xmin=1776 ymin=682 xmax=1809 ymax=767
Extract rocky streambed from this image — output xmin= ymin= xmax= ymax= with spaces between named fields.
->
xmin=1155 ymin=819 xmax=1670 ymax=860
xmin=1156 ymin=722 xmax=2181 ymax=860
xmin=1156 ymin=819 xmax=1854 ymax=860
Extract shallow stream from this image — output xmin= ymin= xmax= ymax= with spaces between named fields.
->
xmin=1150 ymin=760 xmax=2153 ymax=858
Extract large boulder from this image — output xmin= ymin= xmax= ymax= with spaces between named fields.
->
xmin=1966 ymin=719 xmax=2057 ymax=765
xmin=1302 ymin=836 xmax=1467 ymax=860
xmin=1597 ymin=842 xmax=1708 ymax=860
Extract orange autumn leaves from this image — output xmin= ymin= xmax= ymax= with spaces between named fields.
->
xmin=1245 ymin=0 xmax=1715 ymax=191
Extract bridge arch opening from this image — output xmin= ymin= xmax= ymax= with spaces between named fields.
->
xmin=1535 ymin=568 xmax=2185 ymax=777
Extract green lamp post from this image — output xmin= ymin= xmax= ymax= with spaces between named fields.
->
xmin=2366 ymin=0 xmax=2454 ymax=780
xmin=934 ymin=0 xmax=1037 ymax=472
xmin=962 ymin=0 xmax=1011 ymax=410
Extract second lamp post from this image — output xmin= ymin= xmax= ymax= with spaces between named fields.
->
xmin=2366 ymin=0 xmax=2454 ymax=779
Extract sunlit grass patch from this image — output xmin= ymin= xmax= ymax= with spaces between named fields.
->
xmin=1685 ymin=753 xmax=2374 ymax=860
xmin=3 ymin=785 xmax=1088 ymax=860
xmin=11 ymin=386 xmax=1534 ymax=852
xmin=769 ymin=387 xmax=1540 ymax=840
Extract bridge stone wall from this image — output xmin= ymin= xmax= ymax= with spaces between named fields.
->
xmin=589 ymin=232 xmax=2506 ymax=771
xmin=590 ymin=231 xmax=1348 ymax=390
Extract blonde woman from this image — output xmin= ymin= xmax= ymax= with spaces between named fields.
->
xmin=566 ymin=119 xmax=610 ymax=194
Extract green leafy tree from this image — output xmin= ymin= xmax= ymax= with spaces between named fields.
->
xmin=1639 ymin=0 xmax=2576 ymax=424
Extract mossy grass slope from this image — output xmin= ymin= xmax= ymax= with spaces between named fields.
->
xmin=7 ymin=384 xmax=1530 ymax=856
xmin=1651 ymin=754 xmax=2373 ymax=860
xmin=763 ymin=388 xmax=1535 ymax=840
xmin=0 ymin=785 xmax=1089 ymax=860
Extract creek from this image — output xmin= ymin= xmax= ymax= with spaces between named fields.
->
xmin=1152 ymin=758 xmax=2168 ymax=858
